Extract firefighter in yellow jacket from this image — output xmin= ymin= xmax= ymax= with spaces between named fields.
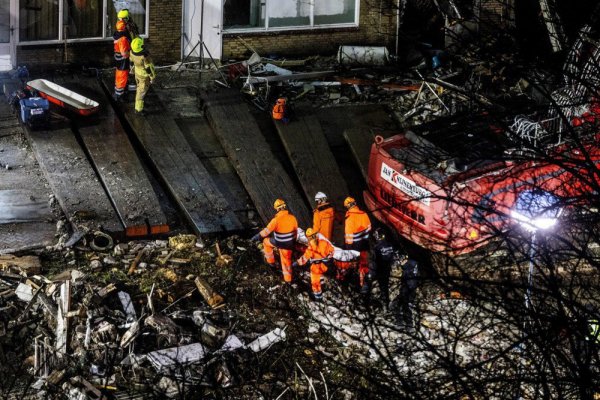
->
xmin=129 ymin=37 xmax=156 ymax=115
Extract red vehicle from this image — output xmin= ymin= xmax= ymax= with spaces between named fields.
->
xmin=364 ymin=113 xmax=600 ymax=255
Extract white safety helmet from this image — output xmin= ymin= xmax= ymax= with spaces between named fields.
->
xmin=314 ymin=192 xmax=327 ymax=202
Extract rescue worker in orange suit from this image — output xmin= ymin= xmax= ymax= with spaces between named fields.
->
xmin=292 ymin=228 xmax=334 ymax=301
xmin=343 ymin=196 xmax=371 ymax=289
xmin=252 ymin=199 xmax=298 ymax=283
xmin=129 ymin=37 xmax=156 ymax=115
xmin=312 ymin=192 xmax=335 ymax=241
xmin=272 ymin=98 xmax=289 ymax=124
xmin=112 ymin=20 xmax=131 ymax=102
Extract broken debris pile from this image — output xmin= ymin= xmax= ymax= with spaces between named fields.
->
xmin=0 ymin=235 xmax=296 ymax=398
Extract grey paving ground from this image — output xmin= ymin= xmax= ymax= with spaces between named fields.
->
xmin=0 ymin=73 xmax=58 ymax=253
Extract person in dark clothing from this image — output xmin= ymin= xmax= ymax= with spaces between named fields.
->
xmin=361 ymin=228 xmax=395 ymax=310
xmin=394 ymin=254 xmax=419 ymax=331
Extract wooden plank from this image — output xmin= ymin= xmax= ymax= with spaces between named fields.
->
xmin=19 ymin=99 xmax=123 ymax=235
xmin=344 ymin=128 xmax=379 ymax=182
xmin=202 ymin=88 xmax=311 ymax=227
xmin=315 ymin=104 xmax=397 ymax=147
xmin=176 ymin=117 xmax=250 ymax=211
xmin=273 ymin=107 xmax=349 ymax=241
xmin=70 ymin=78 xmax=169 ymax=237
xmin=101 ymin=76 xmax=243 ymax=234
xmin=0 ymin=189 xmax=51 ymax=223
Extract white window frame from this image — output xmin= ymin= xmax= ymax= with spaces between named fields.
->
xmin=17 ymin=0 xmax=149 ymax=46
xmin=223 ymin=0 xmax=360 ymax=33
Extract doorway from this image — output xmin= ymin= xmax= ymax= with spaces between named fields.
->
xmin=182 ymin=0 xmax=223 ymax=62
xmin=0 ymin=0 xmax=16 ymax=71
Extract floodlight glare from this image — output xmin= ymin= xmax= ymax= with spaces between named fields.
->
xmin=511 ymin=189 xmax=562 ymax=232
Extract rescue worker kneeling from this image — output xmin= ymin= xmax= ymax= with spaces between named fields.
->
xmin=272 ymin=98 xmax=289 ymax=124
xmin=293 ymin=228 xmax=334 ymax=301
xmin=252 ymin=199 xmax=298 ymax=283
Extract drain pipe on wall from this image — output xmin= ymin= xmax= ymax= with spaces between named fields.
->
xmin=395 ymin=0 xmax=400 ymax=56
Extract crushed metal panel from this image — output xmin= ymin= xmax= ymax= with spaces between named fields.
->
xmin=146 ymin=343 xmax=208 ymax=373
xmin=118 ymin=291 xmax=137 ymax=324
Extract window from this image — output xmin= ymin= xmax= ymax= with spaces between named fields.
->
xmin=224 ymin=0 xmax=358 ymax=31
xmin=65 ymin=0 xmax=102 ymax=39
xmin=19 ymin=0 xmax=147 ymax=43
xmin=1 ymin=0 xmax=10 ymax=43
xmin=20 ymin=0 xmax=59 ymax=41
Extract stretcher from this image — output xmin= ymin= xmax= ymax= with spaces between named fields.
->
xmin=26 ymin=79 xmax=100 ymax=116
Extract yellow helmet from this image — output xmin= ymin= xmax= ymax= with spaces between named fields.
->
xmin=273 ymin=198 xmax=287 ymax=211
xmin=305 ymin=228 xmax=316 ymax=238
xmin=131 ymin=37 xmax=144 ymax=53
xmin=117 ymin=9 xmax=130 ymax=20
xmin=344 ymin=196 xmax=356 ymax=209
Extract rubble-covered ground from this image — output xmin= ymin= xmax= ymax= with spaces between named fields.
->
xmin=1 ymin=232 xmax=594 ymax=399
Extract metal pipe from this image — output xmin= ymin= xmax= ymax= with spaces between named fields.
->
xmin=396 ymin=0 xmax=400 ymax=56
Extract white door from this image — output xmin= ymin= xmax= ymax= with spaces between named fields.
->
xmin=183 ymin=0 xmax=222 ymax=61
xmin=0 ymin=0 xmax=15 ymax=71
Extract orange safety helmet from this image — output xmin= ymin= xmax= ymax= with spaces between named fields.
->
xmin=276 ymin=98 xmax=286 ymax=105
xmin=273 ymin=198 xmax=287 ymax=211
xmin=344 ymin=196 xmax=356 ymax=209
xmin=305 ymin=227 xmax=317 ymax=238
xmin=116 ymin=20 xmax=127 ymax=32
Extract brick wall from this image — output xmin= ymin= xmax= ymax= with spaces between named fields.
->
xmin=16 ymin=0 xmax=181 ymax=68
xmin=222 ymin=0 xmax=399 ymax=60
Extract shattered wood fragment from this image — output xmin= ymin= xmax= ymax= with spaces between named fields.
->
xmin=168 ymin=257 xmax=191 ymax=266
xmin=55 ymin=281 xmax=71 ymax=355
xmin=37 ymin=291 xmax=58 ymax=317
xmin=215 ymin=242 xmax=233 ymax=267
xmin=69 ymin=376 xmax=103 ymax=399
xmin=194 ymin=276 xmax=224 ymax=309
xmin=97 ymin=283 xmax=117 ymax=298
xmin=158 ymin=250 xmax=175 ymax=266
xmin=120 ymin=320 xmax=140 ymax=348
xmin=127 ymin=248 xmax=146 ymax=276
xmin=0 ymin=255 xmax=41 ymax=276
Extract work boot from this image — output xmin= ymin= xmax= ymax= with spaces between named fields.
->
xmin=135 ymin=109 xmax=146 ymax=116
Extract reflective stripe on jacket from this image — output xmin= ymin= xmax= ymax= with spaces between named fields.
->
xmin=345 ymin=206 xmax=371 ymax=251
xmin=313 ymin=203 xmax=335 ymax=240
xmin=113 ymin=31 xmax=130 ymax=61
xmin=298 ymin=238 xmax=334 ymax=266
xmin=260 ymin=210 xmax=298 ymax=250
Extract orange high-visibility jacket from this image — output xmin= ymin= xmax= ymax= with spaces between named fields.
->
xmin=113 ymin=27 xmax=130 ymax=70
xmin=260 ymin=210 xmax=298 ymax=250
xmin=313 ymin=203 xmax=335 ymax=240
xmin=298 ymin=238 xmax=334 ymax=267
xmin=344 ymin=205 xmax=371 ymax=251
xmin=272 ymin=103 xmax=285 ymax=120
